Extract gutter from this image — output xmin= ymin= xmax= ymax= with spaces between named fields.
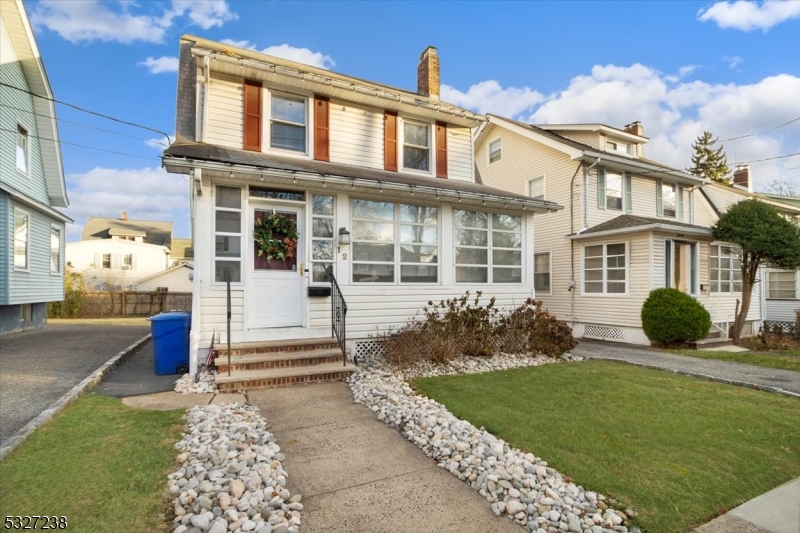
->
xmin=583 ymin=151 xmax=703 ymax=185
xmin=569 ymin=224 xmax=713 ymax=241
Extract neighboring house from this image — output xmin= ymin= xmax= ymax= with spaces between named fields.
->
xmin=0 ymin=0 xmax=71 ymax=334
xmin=695 ymin=171 xmax=800 ymax=331
xmin=474 ymin=115 xmax=765 ymax=344
xmin=171 ymin=237 xmax=194 ymax=266
xmin=163 ymin=36 xmax=562 ymax=373
xmin=134 ymin=263 xmax=193 ymax=293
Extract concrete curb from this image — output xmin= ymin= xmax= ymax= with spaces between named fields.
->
xmin=0 ymin=334 xmax=152 ymax=461
xmin=584 ymin=356 xmax=800 ymax=398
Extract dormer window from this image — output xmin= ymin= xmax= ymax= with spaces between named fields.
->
xmin=16 ymin=124 xmax=29 ymax=174
xmin=270 ymin=93 xmax=307 ymax=153
xmin=488 ymin=138 xmax=502 ymax=164
xmin=402 ymin=121 xmax=430 ymax=172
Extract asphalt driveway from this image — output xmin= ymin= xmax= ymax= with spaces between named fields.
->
xmin=0 ymin=322 xmax=150 ymax=446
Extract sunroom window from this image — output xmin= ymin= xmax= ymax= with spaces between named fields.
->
xmin=584 ymin=243 xmax=626 ymax=294
xmin=454 ymin=210 xmax=522 ymax=284
xmin=214 ymin=186 xmax=242 ymax=283
xmin=709 ymin=244 xmax=742 ymax=293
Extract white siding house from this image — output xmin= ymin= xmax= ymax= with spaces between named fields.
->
xmin=163 ymin=36 xmax=562 ymax=375
xmin=66 ymin=239 xmax=170 ymax=290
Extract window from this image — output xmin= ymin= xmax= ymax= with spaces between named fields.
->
xmin=270 ymin=93 xmax=306 ymax=152
xmin=488 ymin=138 xmax=502 ymax=164
xmin=13 ymin=209 xmax=28 ymax=269
xmin=709 ymin=245 xmax=742 ymax=293
xmin=403 ymin=121 xmax=430 ymax=172
xmin=534 ymin=252 xmax=551 ymax=293
xmin=123 ymin=254 xmax=133 ymax=269
xmin=528 ymin=175 xmax=545 ymax=200
xmin=311 ymin=195 xmax=335 ymax=283
xmin=20 ymin=304 xmax=32 ymax=322
xmin=102 ymin=254 xmax=111 ymax=269
xmin=351 ymin=199 xmax=439 ymax=283
xmin=454 ymin=210 xmax=522 ymax=284
xmin=767 ymin=271 xmax=797 ymax=299
xmin=16 ymin=124 xmax=28 ymax=174
xmin=665 ymin=240 xmax=697 ymax=294
xmin=584 ymin=243 xmax=626 ymax=294
xmin=662 ymin=183 xmax=677 ymax=218
xmin=50 ymin=227 xmax=61 ymax=273
xmin=606 ymin=140 xmax=628 ymax=154
xmin=214 ymin=186 xmax=242 ymax=282
xmin=606 ymin=172 xmax=623 ymax=210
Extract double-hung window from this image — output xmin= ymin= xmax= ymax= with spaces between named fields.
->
xmin=214 ymin=186 xmax=242 ymax=282
xmin=454 ymin=210 xmax=522 ymax=283
xmin=270 ymin=93 xmax=306 ymax=153
xmin=709 ymin=244 xmax=742 ymax=293
xmin=311 ymin=195 xmax=335 ymax=283
xmin=767 ymin=270 xmax=796 ymax=299
xmin=13 ymin=209 xmax=29 ymax=270
xmin=584 ymin=243 xmax=626 ymax=294
xmin=402 ymin=121 xmax=430 ymax=172
xmin=123 ymin=254 xmax=133 ymax=269
xmin=351 ymin=199 xmax=439 ymax=283
xmin=661 ymin=183 xmax=677 ymax=218
xmin=50 ymin=227 xmax=61 ymax=273
xmin=16 ymin=125 xmax=29 ymax=174
xmin=529 ymin=175 xmax=545 ymax=200
xmin=606 ymin=173 xmax=623 ymax=210
xmin=488 ymin=138 xmax=502 ymax=164
xmin=101 ymin=254 xmax=111 ymax=269
xmin=534 ymin=252 xmax=551 ymax=293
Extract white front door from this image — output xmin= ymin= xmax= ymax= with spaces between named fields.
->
xmin=246 ymin=205 xmax=304 ymax=330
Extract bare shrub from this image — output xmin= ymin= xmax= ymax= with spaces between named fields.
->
xmin=498 ymin=299 xmax=578 ymax=357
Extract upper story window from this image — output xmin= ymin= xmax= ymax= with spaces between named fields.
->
xmin=402 ymin=121 xmax=430 ymax=172
xmin=584 ymin=243 xmax=626 ymax=294
xmin=529 ymin=175 xmax=545 ymax=200
xmin=709 ymin=244 xmax=742 ymax=293
xmin=662 ymin=183 xmax=677 ymax=218
xmin=102 ymin=254 xmax=111 ymax=269
xmin=50 ymin=227 xmax=61 ymax=273
xmin=606 ymin=139 xmax=629 ymax=154
xmin=270 ymin=93 xmax=307 ymax=153
xmin=767 ymin=270 xmax=797 ymax=299
xmin=14 ymin=209 xmax=29 ymax=270
xmin=488 ymin=138 xmax=502 ymax=164
xmin=16 ymin=124 xmax=29 ymax=174
xmin=606 ymin=172 xmax=623 ymax=210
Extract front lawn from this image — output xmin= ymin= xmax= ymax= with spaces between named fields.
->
xmin=0 ymin=394 xmax=184 ymax=533
xmin=669 ymin=348 xmax=800 ymax=372
xmin=412 ymin=361 xmax=800 ymax=533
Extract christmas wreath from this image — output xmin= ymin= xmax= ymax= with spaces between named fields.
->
xmin=253 ymin=213 xmax=299 ymax=261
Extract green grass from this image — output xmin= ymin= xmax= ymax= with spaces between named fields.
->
xmin=669 ymin=348 xmax=800 ymax=372
xmin=0 ymin=394 xmax=184 ymax=533
xmin=412 ymin=361 xmax=800 ymax=533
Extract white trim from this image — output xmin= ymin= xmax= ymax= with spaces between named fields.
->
xmin=538 ymin=123 xmax=647 ymax=143
xmin=528 ymin=174 xmax=546 ymax=201
xmin=483 ymin=115 xmax=584 ymax=159
xmin=399 ymin=116 xmax=435 ymax=177
xmin=12 ymin=206 xmax=30 ymax=272
xmin=49 ymin=223 xmax=61 ymax=274
xmin=212 ymin=184 xmax=245 ymax=286
xmin=571 ymin=224 xmax=712 ymax=241
xmin=453 ymin=207 xmax=525 ymax=286
xmin=580 ymin=241 xmax=629 ymax=296
xmin=487 ymin=136 xmax=503 ymax=166
xmin=262 ymin=85 xmax=314 ymax=159
xmin=15 ymin=120 xmax=30 ymax=177
xmin=708 ymin=243 xmax=743 ymax=295
xmin=765 ymin=269 xmax=798 ymax=300
xmin=0 ymin=184 xmax=72 ymax=223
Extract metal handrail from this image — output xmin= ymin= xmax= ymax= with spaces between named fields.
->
xmin=329 ymin=269 xmax=348 ymax=366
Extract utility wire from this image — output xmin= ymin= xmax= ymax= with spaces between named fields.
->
xmin=0 ymin=127 xmax=161 ymax=162
xmin=0 ymin=102 xmax=170 ymax=147
xmin=722 ymin=116 xmax=800 ymax=142
xmin=0 ymin=81 xmax=172 ymax=144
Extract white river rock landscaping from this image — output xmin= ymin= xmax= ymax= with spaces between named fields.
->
xmin=169 ymin=403 xmax=301 ymax=533
xmin=349 ymin=353 xmax=639 ymax=533
xmin=175 ymin=370 xmax=218 ymax=394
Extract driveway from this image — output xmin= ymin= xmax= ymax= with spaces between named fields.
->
xmin=0 ymin=322 xmax=150 ymax=446
xmin=573 ymin=339 xmax=800 ymax=395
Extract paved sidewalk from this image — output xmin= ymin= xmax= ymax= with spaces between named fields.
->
xmin=695 ymin=477 xmax=800 ymax=533
xmin=573 ymin=340 xmax=800 ymax=395
xmin=249 ymin=383 xmax=524 ymax=533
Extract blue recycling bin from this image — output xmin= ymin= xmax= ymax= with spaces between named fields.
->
xmin=148 ymin=312 xmax=191 ymax=375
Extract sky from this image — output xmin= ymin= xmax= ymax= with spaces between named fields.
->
xmin=20 ymin=0 xmax=800 ymax=241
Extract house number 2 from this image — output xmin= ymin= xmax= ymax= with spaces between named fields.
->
xmin=341 ymin=253 xmax=348 ymax=260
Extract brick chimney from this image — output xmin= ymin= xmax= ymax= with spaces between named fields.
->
xmin=120 ymin=210 xmax=128 ymax=221
xmin=624 ymin=121 xmax=644 ymax=137
xmin=417 ymin=46 xmax=440 ymax=100
xmin=733 ymin=165 xmax=751 ymax=192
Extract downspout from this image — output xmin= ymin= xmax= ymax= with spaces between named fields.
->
xmin=568 ymin=161 xmax=583 ymax=326
xmin=199 ymin=56 xmax=210 ymax=142
xmin=572 ymin=157 xmax=600 ymax=327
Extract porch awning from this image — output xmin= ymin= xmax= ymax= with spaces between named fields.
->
xmin=570 ymin=214 xmax=713 ymax=240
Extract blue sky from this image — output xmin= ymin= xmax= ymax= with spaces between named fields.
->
xmin=21 ymin=0 xmax=800 ymax=240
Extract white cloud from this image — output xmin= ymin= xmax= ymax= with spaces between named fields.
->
xmin=65 ymin=167 xmax=189 ymax=241
xmin=32 ymin=0 xmax=236 ymax=44
xmin=665 ymin=64 xmax=700 ymax=83
xmin=723 ymin=55 xmax=744 ymax=69
xmin=144 ymin=135 xmax=176 ymax=150
xmin=220 ymin=39 xmax=336 ymax=69
xmin=698 ymin=0 xmax=800 ymax=31
xmin=139 ymin=56 xmax=179 ymax=74
xmin=441 ymin=80 xmax=545 ymax=118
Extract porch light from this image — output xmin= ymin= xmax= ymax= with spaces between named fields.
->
xmin=338 ymin=227 xmax=351 ymax=246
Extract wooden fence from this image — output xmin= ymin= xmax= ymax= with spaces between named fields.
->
xmin=58 ymin=291 xmax=192 ymax=318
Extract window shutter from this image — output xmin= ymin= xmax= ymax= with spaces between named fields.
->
xmin=656 ymin=180 xmax=664 ymax=217
xmin=597 ymin=167 xmax=606 ymax=209
xmin=243 ymin=80 xmax=262 ymax=151
xmin=624 ymin=172 xmax=632 ymax=213
xmin=384 ymin=111 xmax=398 ymax=171
xmin=131 ymin=254 xmax=137 ymax=270
xmin=677 ymin=185 xmax=684 ymax=220
xmin=111 ymin=254 xmax=121 ymax=269
xmin=94 ymin=253 xmax=102 ymax=269
xmin=314 ymin=96 xmax=330 ymax=161
xmin=436 ymin=121 xmax=447 ymax=179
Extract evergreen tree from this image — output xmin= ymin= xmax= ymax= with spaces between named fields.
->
xmin=688 ymin=131 xmax=731 ymax=184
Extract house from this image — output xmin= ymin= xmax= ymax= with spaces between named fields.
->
xmin=695 ymin=168 xmax=800 ymax=331
xmin=0 ymin=0 xmax=71 ymax=334
xmin=66 ymin=211 xmax=173 ymax=289
xmin=162 ymin=36 xmax=562 ymax=377
xmin=171 ymin=237 xmax=194 ymax=266
xmin=474 ymin=115 xmax=765 ymax=344
xmin=134 ymin=263 xmax=193 ymax=293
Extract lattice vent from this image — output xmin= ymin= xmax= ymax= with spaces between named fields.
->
xmin=355 ymin=340 xmax=385 ymax=363
xmin=583 ymin=325 xmax=625 ymax=341
xmin=764 ymin=321 xmax=795 ymax=333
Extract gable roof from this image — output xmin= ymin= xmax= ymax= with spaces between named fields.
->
xmin=571 ymin=214 xmax=712 ymax=240
xmin=0 ymin=0 xmax=68 ymax=208
xmin=701 ymin=181 xmax=800 ymax=217
xmin=537 ymin=123 xmax=649 ymax=142
xmin=133 ymin=263 xmax=193 ymax=286
xmin=81 ymin=217 xmax=173 ymax=248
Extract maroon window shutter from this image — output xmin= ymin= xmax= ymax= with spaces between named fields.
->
xmin=243 ymin=80 xmax=262 ymax=151
xmin=384 ymin=111 xmax=398 ymax=172
xmin=314 ymin=96 xmax=330 ymax=161
xmin=436 ymin=121 xmax=448 ymax=179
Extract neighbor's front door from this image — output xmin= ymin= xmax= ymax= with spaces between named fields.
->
xmin=246 ymin=205 xmax=304 ymax=330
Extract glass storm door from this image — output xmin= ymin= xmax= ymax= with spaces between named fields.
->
xmin=246 ymin=205 xmax=304 ymax=329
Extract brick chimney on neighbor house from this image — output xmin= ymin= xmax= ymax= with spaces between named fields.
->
xmin=624 ymin=121 xmax=644 ymax=137
xmin=417 ymin=46 xmax=440 ymax=100
xmin=120 ymin=210 xmax=128 ymax=221
xmin=733 ymin=165 xmax=752 ymax=192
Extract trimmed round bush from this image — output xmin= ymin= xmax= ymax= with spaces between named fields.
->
xmin=641 ymin=288 xmax=711 ymax=345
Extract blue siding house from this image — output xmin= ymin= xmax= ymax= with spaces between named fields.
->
xmin=0 ymin=0 xmax=71 ymax=334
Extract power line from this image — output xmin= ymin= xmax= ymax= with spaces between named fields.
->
xmin=0 ymin=127 xmax=161 ymax=162
xmin=0 ymin=103 xmax=169 ymax=147
xmin=0 ymin=81 xmax=172 ymax=144
xmin=722 ymin=116 xmax=800 ymax=142
xmin=737 ymin=152 xmax=800 ymax=165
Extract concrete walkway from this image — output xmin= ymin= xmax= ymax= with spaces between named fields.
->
xmin=695 ymin=477 xmax=800 ymax=533
xmin=573 ymin=340 xmax=800 ymax=396
xmin=249 ymin=382 xmax=524 ymax=533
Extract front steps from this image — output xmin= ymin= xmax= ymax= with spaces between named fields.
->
xmin=214 ymin=338 xmax=356 ymax=392
xmin=689 ymin=337 xmax=734 ymax=349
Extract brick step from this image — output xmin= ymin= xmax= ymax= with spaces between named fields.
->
xmin=216 ymin=337 xmax=341 ymax=357
xmin=215 ymin=362 xmax=357 ymax=392
xmin=215 ymin=348 xmax=346 ymax=373
xmin=690 ymin=337 xmax=733 ymax=349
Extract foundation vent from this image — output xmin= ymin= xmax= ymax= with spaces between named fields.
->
xmin=583 ymin=325 xmax=625 ymax=341
xmin=355 ymin=340 xmax=386 ymax=363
